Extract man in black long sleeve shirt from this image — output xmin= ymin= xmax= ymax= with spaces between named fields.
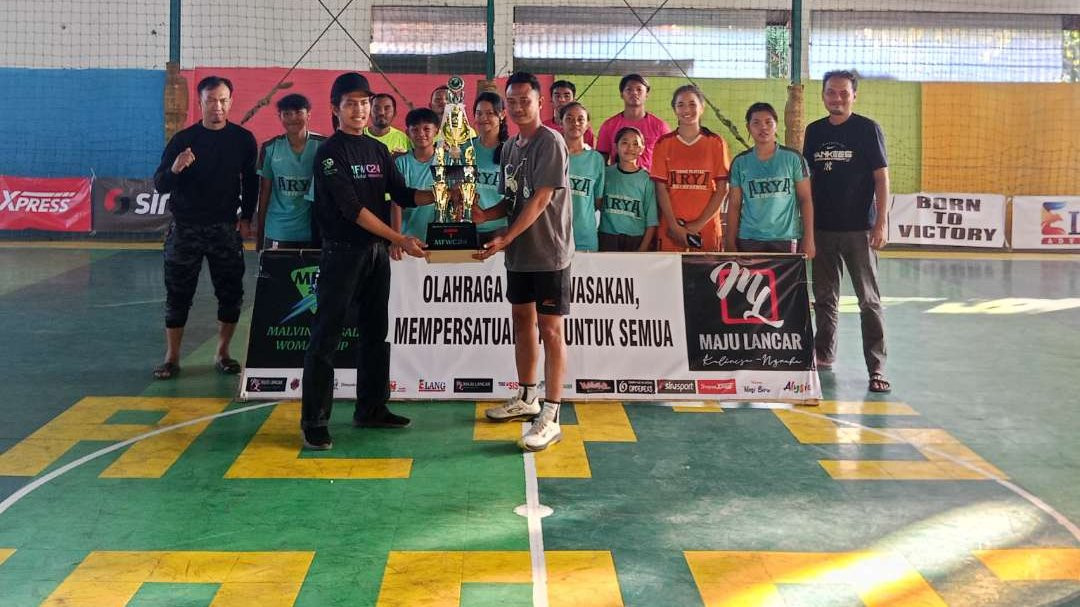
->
xmin=151 ymin=75 xmax=258 ymax=380
xmin=301 ymin=72 xmax=433 ymax=450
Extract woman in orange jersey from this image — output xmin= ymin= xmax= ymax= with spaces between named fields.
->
xmin=650 ymin=85 xmax=732 ymax=251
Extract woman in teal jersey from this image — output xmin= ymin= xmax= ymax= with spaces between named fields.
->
xmin=471 ymin=92 xmax=510 ymax=243
xmin=599 ymin=127 xmax=658 ymax=251
xmin=256 ymin=93 xmax=325 ymax=250
xmin=560 ymin=102 xmax=605 ymax=251
xmin=725 ymin=102 xmax=815 ymax=258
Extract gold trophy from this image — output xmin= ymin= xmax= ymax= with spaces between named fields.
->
xmin=426 ymin=76 xmax=481 ymax=263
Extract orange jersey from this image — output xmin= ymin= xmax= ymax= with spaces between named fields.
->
xmin=650 ymin=131 xmax=732 ymax=251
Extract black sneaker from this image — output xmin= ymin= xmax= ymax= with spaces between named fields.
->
xmin=302 ymin=426 xmax=333 ymax=450
xmin=353 ymin=409 xmax=411 ymax=429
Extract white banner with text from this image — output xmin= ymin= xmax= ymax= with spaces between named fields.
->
xmin=241 ymin=251 xmax=821 ymax=403
xmin=888 ymin=193 xmax=1006 ymax=248
xmin=1011 ymin=196 xmax=1080 ymax=250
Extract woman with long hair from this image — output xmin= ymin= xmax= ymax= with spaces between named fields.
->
xmin=650 ymin=84 xmax=732 ymax=251
xmin=472 ymin=92 xmax=510 ymax=242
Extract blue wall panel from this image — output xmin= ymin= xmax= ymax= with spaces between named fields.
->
xmin=0 ymin=68 xmax=164 ymax=178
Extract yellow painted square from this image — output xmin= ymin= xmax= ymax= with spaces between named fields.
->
xmin=976 ymin=548 xmax=1080 ymax=581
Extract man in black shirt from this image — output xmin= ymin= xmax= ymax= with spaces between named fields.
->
xmin=152 ymin=76 xmax=257 ymax=380
xmin=802 ymin=70 xmax=891 ymax=393
xmin=301 ymin=72 xmax=433 ymax=450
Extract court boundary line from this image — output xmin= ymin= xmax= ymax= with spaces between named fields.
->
xmin=658 ymin=401 xmax=1080 ymax=542
xmin=1 ymin=399 xmax=1075 ymax=569
xmin=521 ymin=423 xmax=550 ymax=607
xmin=0 ymin=401 xmax=281 ymax=516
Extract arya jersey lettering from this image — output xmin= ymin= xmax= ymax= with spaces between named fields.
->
xmin=568 ymin=149 xmax=606 ymax=251
xmin=595 ymin=112 xmax=670 ymax=170
xmin=599 ymin=166 xmax=658 ymax=237
xmin=258 ymin=133 xmax=325 ymax=241
xmin=802 ymin=113 xmax=888 ymax=231
xmin=312 ymin=131 xmax=418 ymax=246
xmin=498 ymin=126 xmax=573 ymax=272
xmin=471 ymin=141 xmax=509 ymax=234
xmin=650 ymin=131 xmax=731 ymax=250
xmin=730 ymin=144 xmax=809 ymax=241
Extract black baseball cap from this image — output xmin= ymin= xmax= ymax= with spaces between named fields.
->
xmin=330 ymin=72 xmax=373 ymax=106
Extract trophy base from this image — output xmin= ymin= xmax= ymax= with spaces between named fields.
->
xmin=426 ymin=222 xmax=482 ymax=264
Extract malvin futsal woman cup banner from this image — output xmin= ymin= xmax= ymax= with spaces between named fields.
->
xmin=241 ymin=250 xmax=820 ymax=403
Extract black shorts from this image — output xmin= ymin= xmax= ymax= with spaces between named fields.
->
xmin=506 ymin=267 xmax=571 ymax=316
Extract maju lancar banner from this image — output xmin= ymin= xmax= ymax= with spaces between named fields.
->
xmin=241 ymin=250 xmax=819 ymax=403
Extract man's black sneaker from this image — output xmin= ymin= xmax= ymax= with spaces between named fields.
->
xmin=353 ymin=410 xmax=411 ymax=428
xmin=302 ymin=427 xmax=333 ymax=450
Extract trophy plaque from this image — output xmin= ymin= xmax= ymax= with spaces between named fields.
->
xmin=426 ymin=76 xmax=481 ymax=263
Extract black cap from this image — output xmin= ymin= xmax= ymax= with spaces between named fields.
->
xmin=330 ymin=72 xmax=373 ymax=106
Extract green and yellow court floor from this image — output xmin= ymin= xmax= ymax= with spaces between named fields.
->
xmin=0 ymin=245 xmax=1077 ymax=606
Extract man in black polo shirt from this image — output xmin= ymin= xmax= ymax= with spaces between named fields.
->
xmin=301 ymin=72 xmax=433 ymax=450
xmin=152 ymin=75 xmax=257 ymax=380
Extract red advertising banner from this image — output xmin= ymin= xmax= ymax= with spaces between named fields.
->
xmin=0 ymin=176 xmax=92 ymax=232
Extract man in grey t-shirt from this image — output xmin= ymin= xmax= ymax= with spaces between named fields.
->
xmin=472 ymin=71 xmax=572 ymax=453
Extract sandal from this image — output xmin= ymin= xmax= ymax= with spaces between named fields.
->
xmin=214 ymin=357 xmax=242 ymax=375
xmin=868 ymin=373 xmax=891 ymax=393
xmin=153 ymin=361 xmax=181 ymax=380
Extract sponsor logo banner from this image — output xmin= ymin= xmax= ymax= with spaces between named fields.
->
xmin=576 ymin=379 xmax=615 ymax=394
xmin=418 ymin=379 xmax=447 ymax=392
xmin=91 ymin=177 xmax=172 ymax=232
xmin=681 ymin=255 xmax=814 ymax=372
xmin=697 ymin=379 xmax=737 ymax=395
xmin=888 ymin=193 xmax=1006 ymax=248
xmin=657 ymin=379 xmax=696 ymax=394
xmin=1012 ymin=196 xmax=1080 ymax=250
xmin=617 ymin=379 xmax=655 ymax=394
xmin=245 ymin=377 xmax=287 ymax=393
xmin=0 ymin=175 xmax=92 ymax=232
xmin=454 ymin=378 xmax=493 ymax=393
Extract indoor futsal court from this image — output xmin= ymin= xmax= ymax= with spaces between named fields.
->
xmin=0 ymin=246 xmax=1077 ymax=605
xmin=2 ymin=0 xmax=1080 ymax=605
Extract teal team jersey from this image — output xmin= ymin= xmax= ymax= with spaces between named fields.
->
xmin=395 ymin=151 xmax=436 ymax=240
xmin=599 ymin=166 xmax=658 ymax=237
xmin=472 ymin=141 xmax=509 ymax=234
xmin=258 ymin=133 xmax=325 ymax=241
xmin=568 ymin=149 xmax=606 ymax=251
xmin=729 ymin=143 xmax=808 ymax=241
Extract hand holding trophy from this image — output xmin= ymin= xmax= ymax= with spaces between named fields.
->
xmin=426 ymin=76 xmax=482 ymax=263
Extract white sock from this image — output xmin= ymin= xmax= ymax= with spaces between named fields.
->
xmin=521 ymin=384 xmax=538 ymax=403
xmin=541 ymin=399 xmax=561 ymax=422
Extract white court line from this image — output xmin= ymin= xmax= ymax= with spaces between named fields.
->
xmin=2 ymin=395 xmax=1075 ymax=573
xmin=0 ymin=401 xmax=281 ymax=516
xmin=520 ymin=422 xmax=551 ymax=607
xmin=658 ymin=400 xmax=1080 ymax=542
xmin=91 ymin=298 xmax=166 ymax=308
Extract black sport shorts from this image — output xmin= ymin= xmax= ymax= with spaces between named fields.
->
xmin=506 ymin=267 xmax=571 ymax=316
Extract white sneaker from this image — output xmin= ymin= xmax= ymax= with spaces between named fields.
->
xmin=485 ymin=388 xmax=541 ymax=422
xmin=519 ymin=402 xmax=561 ymax=452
